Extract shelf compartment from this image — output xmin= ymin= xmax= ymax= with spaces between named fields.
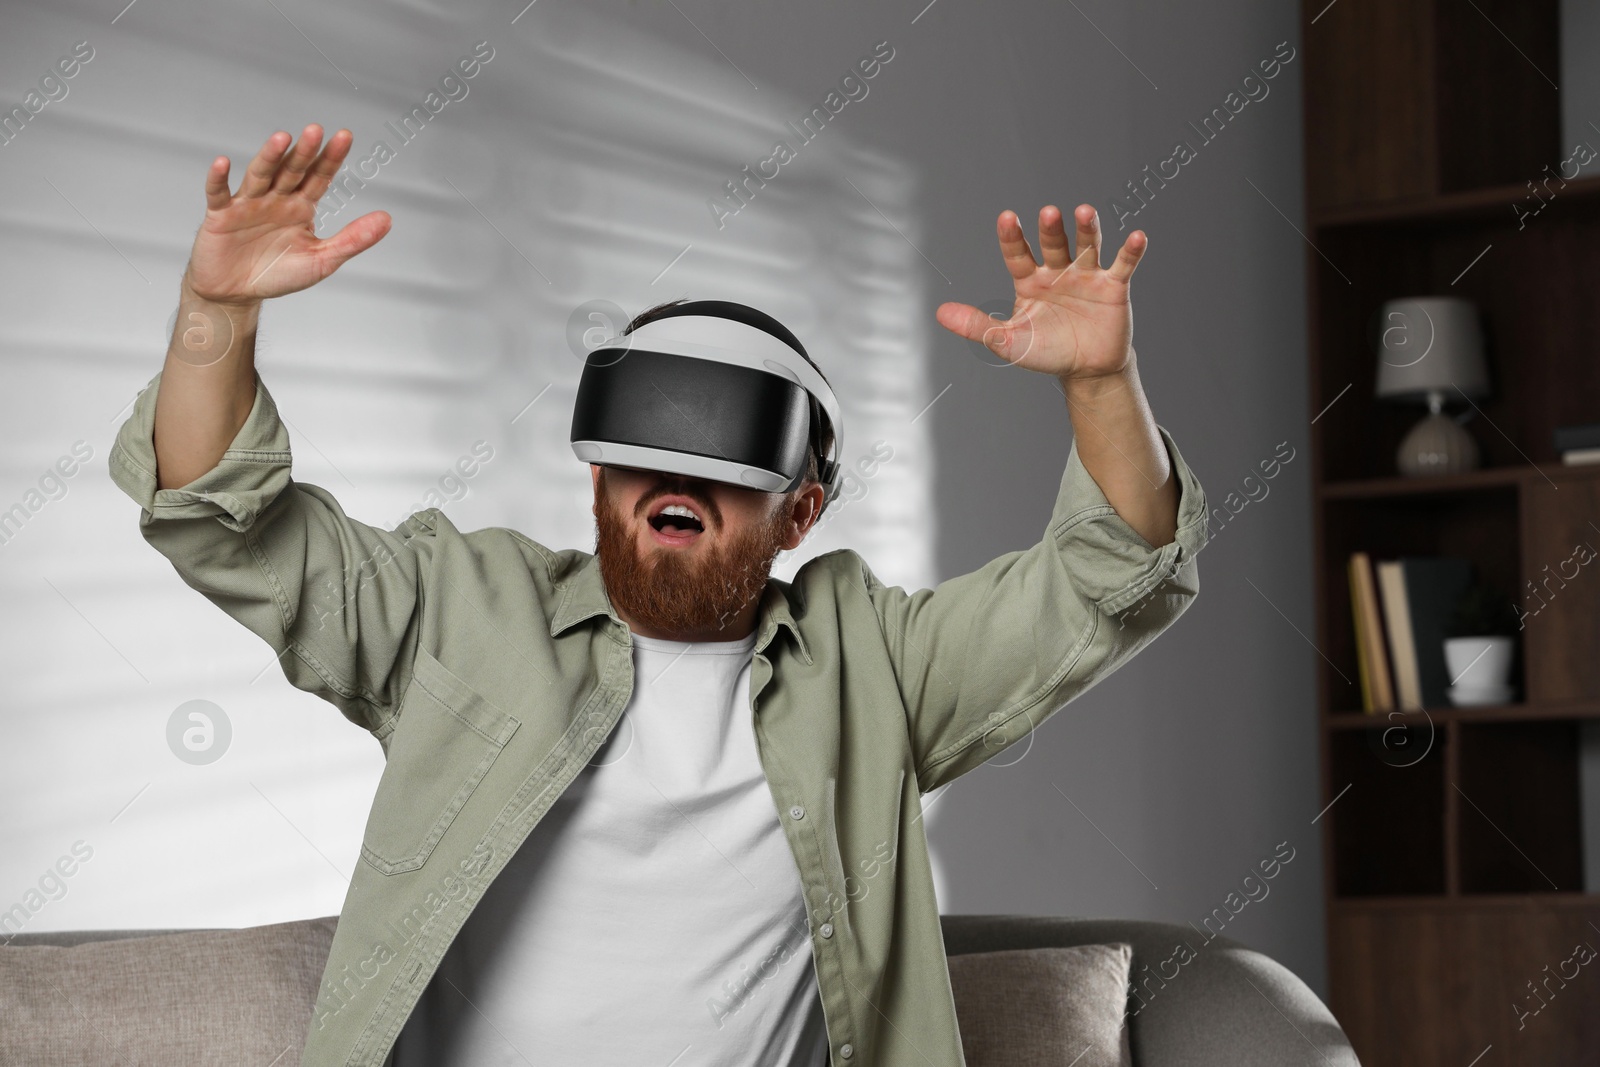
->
xmin=1319 ymin=489 xmax=1520 ymax=713
xmin=1328 ymin=727 xmax=1446 ymax=897
xmin=1302 ymin=0 xmax=1559 ymax=217
xmin=1308 ymin=195 xmax=1600 ymax=484
xmin=1456 ymin=721 xmax=1583 ymax=894
xmin=1328 ymin=901 xmax=1600 ymax=1067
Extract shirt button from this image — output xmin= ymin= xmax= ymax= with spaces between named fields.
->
xmin=819 ymin=923 xmax=834 ymax=939
xmin=789 ymin=804 xmax=805 ymax=820
xmin=840 ymin=1043 xmax=853 ymax=1059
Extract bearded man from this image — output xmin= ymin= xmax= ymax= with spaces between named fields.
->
xmin=112 ymin=123 xmax=1206 ymax=1067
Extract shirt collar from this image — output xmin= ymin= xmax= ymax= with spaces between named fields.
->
xmin=548 ymin=550 xmax=813 ymax=665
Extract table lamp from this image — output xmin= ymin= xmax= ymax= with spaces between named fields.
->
xmin=1375 ymin=296 xmax=1490 ymax=477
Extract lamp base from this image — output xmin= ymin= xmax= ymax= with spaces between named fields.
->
xmin=1396 ymin=410 xmax=1480 ymax=477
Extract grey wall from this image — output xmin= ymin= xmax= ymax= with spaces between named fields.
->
xmin=1564 ymin=0 xmax=1600 ymax=150
xmin=899 ymin=0 xmax=1324 ymax=995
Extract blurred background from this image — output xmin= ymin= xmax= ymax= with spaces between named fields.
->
xmin=8 ymin=0 xmax=1595 ymax=1013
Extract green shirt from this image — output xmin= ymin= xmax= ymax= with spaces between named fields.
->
xmin=110 ymin=368 xmax=1208 ymax=1066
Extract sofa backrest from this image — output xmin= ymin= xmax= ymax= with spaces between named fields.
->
xmin=4 ymin=914 xmax=1358 ymax=1066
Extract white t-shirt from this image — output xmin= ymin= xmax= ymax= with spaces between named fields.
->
xmin=390 ymin=629 xmax=829 ymax=1067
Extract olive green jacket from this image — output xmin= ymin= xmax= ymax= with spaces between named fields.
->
xmin=109 ymin=368 xmax=1207 ymax=1066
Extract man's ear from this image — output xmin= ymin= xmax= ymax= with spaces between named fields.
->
xmin=590 ymin=464 xmax=602 ymax=514
xmin=781 ymin=482 xmax=826 ymax=551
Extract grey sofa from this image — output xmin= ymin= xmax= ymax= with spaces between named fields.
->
xmin=942 ymin=915 xmax=1359 ymax=1065
xmin=4 ymin=914 xmax=1358 ymax=1065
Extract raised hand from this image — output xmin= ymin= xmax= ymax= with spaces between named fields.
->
xmin=934 ymin=204 xmax=1146 ymax=381
xmin=183 ymin=124 xmax=391 ymax=306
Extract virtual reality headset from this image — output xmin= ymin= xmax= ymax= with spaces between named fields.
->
xmin=570 ymin=301 xmax=845 ymax=511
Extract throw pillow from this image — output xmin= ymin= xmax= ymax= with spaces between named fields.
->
xmin=947 ymin=942 xmax=1135 ymax=1067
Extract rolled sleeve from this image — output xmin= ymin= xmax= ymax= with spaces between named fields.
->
xmin=108 ymin=368 xmax=433 ymax=734
xmin=109 ymin=368 xmax=292 ymax=534
xmin=1051 ymin=424 xmax=1208 ymax=618
xmin=864 ymin=423 xmax=1207 ymax=793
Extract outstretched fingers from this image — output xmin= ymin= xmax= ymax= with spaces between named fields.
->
xmin=1105 ymin=229 xmax=1148 ymax=284
xmin=237 ymin=130 xmax=292 ymax=198
xmin=270 ymin=123 xmax=325 ymax=194
xmin=1037 ymin=205 xmax=1072 ymax=270
xmin=203 ymin=155 xmax=233 ymax=211
xmin=995 ymin=210 xmax=1040 ymax=281
xmin=313 ymin=210 xmax=392 ymax=271
xmin=1069 ymin=204 xmax=1101 ymax=270
xmin=295 ymin=129 xmax=356 ymax=204
xmin=934 ymin=299 xmax=1011 ymax=350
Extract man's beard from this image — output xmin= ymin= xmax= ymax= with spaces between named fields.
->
xmin=593 ymin=467 xmax=790 ymax=638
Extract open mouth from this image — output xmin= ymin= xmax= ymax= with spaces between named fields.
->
xmin=646 ymin=499 xmax=707 ymax=545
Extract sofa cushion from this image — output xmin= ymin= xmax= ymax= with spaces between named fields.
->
xmin=947 ymin=942 xmax=1135 ymax=1067
xmin=0 ymin=915 xmax=333 ymax=1066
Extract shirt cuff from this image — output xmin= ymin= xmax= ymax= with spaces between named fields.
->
xmin=109 ymin=368 xmax=293 ymax=534
xmin=1048 ymin=424 xmax=1208 ymax=617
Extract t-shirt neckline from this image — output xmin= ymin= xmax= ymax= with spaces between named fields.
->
xmin=628 ymin=629 xmax=759 ymax=655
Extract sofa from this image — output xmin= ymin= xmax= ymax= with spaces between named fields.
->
xmin=941 ymin=915 xmax=1359 ymax=1064
xmin=2 ymin=914 xmax=1358 ymax=1065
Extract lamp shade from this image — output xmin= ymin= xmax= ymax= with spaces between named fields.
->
xmin=1374 ymin=296 xmax=1490 ymax=401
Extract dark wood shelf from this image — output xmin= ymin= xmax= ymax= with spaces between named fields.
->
xmin=1326 ymin=700 xmax=1600 ymax=728
xmin=1323 ymin=466 xmax=1534 ymax=499
xmin=1331 ymin=891 xmax=1600 ymax=911
xmin=1321 ymin=462 xmax=1600 ymax=500
xmin=1310 ymin=172 xmax=1600 ymax=229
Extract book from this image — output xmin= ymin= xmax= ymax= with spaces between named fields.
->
xmin=1562 ymin=447 xmax=1600 ymax=466
xmin=1379 ymin=556 xmax=1474 ymax=710
xmin=1348 ymin=552 xmax=1394 ymax=712
xmin=1553 ymin=422 xmax=1600 ymax=453
xmin=1376 ymin=561 xmax=1421 ymax=710
xmin=1347 ymin=557 xmax=1374 ymax=712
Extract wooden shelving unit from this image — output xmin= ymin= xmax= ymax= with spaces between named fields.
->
xmin=1301 ymin=1 xmax=1600 ymax=1062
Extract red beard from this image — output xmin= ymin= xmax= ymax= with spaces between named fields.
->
xmin=592 ymin=467 xmax=790 ymax=637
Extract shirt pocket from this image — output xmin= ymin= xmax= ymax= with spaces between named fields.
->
xmin=359 ymin=647 xmax=520 ymax=876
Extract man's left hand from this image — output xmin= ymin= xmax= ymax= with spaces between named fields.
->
xmin=935 ymin=204 xmax=1145 ymax=382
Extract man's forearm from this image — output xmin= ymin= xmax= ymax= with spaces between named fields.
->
xmin=1059 ymin=350 xmax=1179 ymax=548
xmin=153 ymin=274 xmax=262 ymax=490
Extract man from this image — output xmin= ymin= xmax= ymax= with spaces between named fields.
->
xmin=111 ymin=123 xmax=1206 ymax=1066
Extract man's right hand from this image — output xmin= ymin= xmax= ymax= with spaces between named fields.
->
xmin=183 ymin=123 xmax=391 ymax=307
xmin=152 ymin=124 xmax=388 ymax=490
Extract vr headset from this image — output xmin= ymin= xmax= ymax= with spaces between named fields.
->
xmin=570 ymin=300 xmax=845 ymax=512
